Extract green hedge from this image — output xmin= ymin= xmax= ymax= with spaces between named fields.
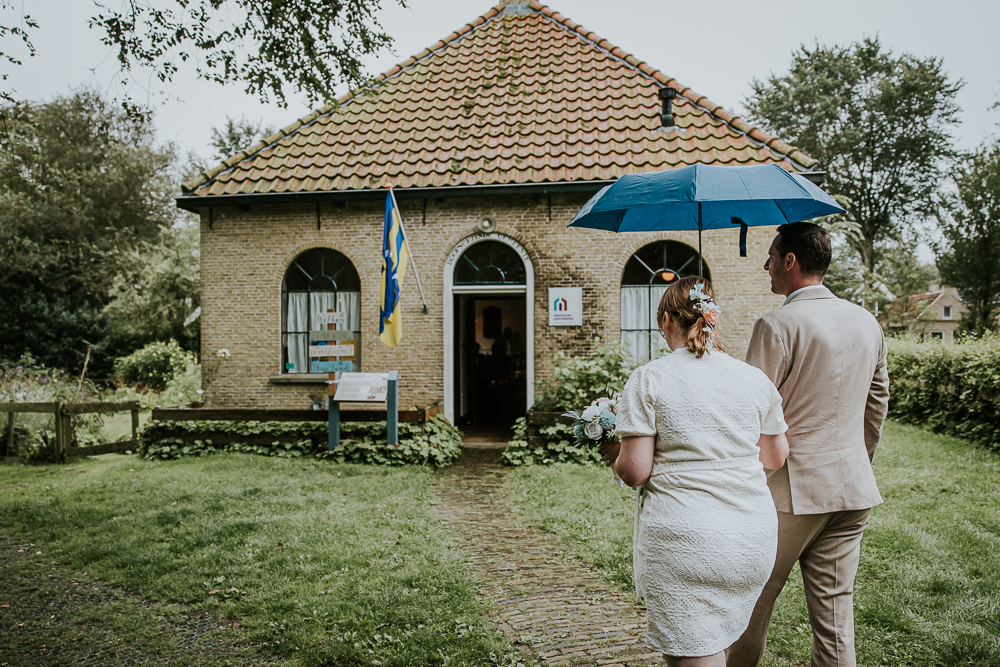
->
xmin=503 ymin=338 xmax=632 ymax=466
xmin=138 ymin=414 xmax=464 ymax=467
xmin=887 ymin=336 xmax=1000 ymax=452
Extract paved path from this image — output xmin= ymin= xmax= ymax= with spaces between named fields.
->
xmin=432 ymin=448 xmax=662 ymax=667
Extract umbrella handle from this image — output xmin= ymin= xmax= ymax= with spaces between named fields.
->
xmin=732 ymin=217 xmax=748 ymax=257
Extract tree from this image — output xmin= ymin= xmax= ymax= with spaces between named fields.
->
xmin=209 ymin=116 xmax=277 ymax=161
xmin=183 ymin=115 xmax=276 ymax=180
xmin=102 ymin=222 xmax=201 ymax=356
xmin=935 ymin=141 xmax=1000 ymax=335
xmin=745 ymin=37 xmax=962 ymax=293
xmin=2 ymin=0 xmax=404 ymax=119
xmin=0 ymin=90 xmax=176 ymax=297
xmin=0 ymin=89 xmax=178 ymax=372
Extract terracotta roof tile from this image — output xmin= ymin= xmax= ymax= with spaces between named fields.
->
xmin=183 ymin=2 xmax=819 ymax=196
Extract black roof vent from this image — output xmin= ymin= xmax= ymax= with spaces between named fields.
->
xmin=658 ymin=87 xmax=677 ymax=127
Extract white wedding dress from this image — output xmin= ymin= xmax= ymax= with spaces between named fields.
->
xmin=615 ymin=347 xmax=787 ymax=657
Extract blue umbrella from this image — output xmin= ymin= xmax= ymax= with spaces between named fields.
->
xmin=569 ymin=163 xmax=844 ymax=276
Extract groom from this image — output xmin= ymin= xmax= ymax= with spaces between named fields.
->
xmin=728 ymin=222 xmax=889 ymax=667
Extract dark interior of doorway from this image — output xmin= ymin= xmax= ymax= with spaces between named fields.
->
xmin=454 ymin=294 xmax=527 ymax=435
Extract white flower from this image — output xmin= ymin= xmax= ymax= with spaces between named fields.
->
xmin=216 ymin=348 xmax=231 ymax=359
xmin=584 ymin=421 xmax=604 ymax=440
xmin=582 ymin=404 xmax=601 ymax=421
xmin=196 ymin=389 xmax=204 ymax=395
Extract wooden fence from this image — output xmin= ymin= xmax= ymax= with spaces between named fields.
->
xmin=1 ymin=401 xmax=140 ymax=463
xmin=525 ymin=409 xmax=574 ymax=448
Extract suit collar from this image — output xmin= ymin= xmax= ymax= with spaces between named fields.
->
xmin=783 ymin=285 xmax=835 ymax=305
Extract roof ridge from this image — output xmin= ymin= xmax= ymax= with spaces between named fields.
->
xmin=183 ymin=1 xmax=818 ymax=194
xmin=528 ymin=1 xmax=816 ymax=171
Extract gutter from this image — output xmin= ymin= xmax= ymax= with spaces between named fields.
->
xmin=175 ymin=180 xmax=616 ymax=212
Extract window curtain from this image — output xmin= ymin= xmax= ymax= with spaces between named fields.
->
xmin=620 ymin=285 xmax=669 ymax=363
xmin=285 ymin=291 xmax=361 ymax=373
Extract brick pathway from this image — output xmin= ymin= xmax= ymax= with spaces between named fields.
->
xmin=432 ymin=448 xmax=662 ymax=667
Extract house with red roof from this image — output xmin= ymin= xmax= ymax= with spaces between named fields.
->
xmin=903 ymin=286 xmax=967 ymax=343
xmin=179 ymin=0 xmax=822 ymax=430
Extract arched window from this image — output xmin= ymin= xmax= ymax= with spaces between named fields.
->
xmin=281 ymin=248 xmax=361 ymax=374
xmin=620 ymin=241 xmax=710 ymax=363
xmin=454 ymin=241 xmax=526 ymax=285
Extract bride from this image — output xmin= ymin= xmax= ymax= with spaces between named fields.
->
xmin=601 ymin=277 xmax=789 ymax=667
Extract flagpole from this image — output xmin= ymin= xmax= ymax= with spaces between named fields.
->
xmin=388 ymin=186 xmax=430 ymax=314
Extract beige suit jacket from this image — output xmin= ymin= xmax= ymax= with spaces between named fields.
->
xmin=745 ymin=286 xmax=889 ymax=515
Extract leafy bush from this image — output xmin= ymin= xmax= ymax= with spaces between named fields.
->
xmin=503 ymin=338 xmax=633 ymax=466
xmin=887 ymin=335 xmax=1000 ymax=451
xmin=113 ymin=339 xmax=198 ymax=390
xmin=139 ymin=413 xmax=464 ymax=467
xmin=0 ymin=353 xmax=106 ymax=403
xmin=0 ymin=356 xmax=113 ymax=461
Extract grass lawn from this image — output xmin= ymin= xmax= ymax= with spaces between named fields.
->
xmin=0 ymin=454 xmax=516 ymax=666
xmin=507 ymin=421 xmax=1000 ymax=667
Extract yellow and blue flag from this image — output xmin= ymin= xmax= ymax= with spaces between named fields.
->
xmin=379 ymin=190 xmax=410 ymax=349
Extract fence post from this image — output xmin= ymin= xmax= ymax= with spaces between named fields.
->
xmin=131 ymin=402 xmax=140 ymax=451
xmin=53 ymin=402 xmax=66 ymax=463
xmin=3 ymin=411 xmax=13 ymax=457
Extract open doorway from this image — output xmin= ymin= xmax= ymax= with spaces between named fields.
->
xmin=454 ymin=294 xmax=527 ymax=433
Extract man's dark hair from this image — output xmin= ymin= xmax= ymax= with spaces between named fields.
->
xmin=775 ymin=222 xmax=832 ymax=276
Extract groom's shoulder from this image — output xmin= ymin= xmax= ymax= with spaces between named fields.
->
xmin=759 ymin=291 xmax=879 ymax=332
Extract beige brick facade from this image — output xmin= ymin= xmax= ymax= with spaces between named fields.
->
xmin=199 ymin=192 xmax=784 ymax=411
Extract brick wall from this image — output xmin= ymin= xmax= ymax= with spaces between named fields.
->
xmin=199 ymin=193 xmax=784 ymax=410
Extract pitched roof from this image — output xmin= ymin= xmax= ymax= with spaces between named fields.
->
xmin=182 ymin=1 xmax=818 ymax=198
xmin=909 ymin=290 xmax=943 ymax=306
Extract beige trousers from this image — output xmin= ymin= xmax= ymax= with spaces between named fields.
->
xmin=727 ymin=508 xmax=871 ymax=667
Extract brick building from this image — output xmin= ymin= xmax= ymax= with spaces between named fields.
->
xmin=179 ymin=1 xmax=821 ymax=429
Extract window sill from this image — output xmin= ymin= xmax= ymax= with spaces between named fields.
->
xmin=268 ymin=374 xmax=332 ymax=385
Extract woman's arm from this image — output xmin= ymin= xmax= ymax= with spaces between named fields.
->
xmin=602 ymin=435 xmax=655 ymax=487
xmin=757 ymin=433 xmax=789 ymax=471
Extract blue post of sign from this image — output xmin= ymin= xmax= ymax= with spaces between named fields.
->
xmin=387 ymin=370 xmax=398 ymax=446
xmin=328 ymin=400 xmax=340 ymax=451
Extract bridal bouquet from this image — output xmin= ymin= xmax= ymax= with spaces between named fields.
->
xmin=563 ymin=395 xmax=618 ymax=447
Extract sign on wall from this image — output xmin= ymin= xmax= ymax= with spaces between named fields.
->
xmin=548 ymin=287 xmax=582 ymax=326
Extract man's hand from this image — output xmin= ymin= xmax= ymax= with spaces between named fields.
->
xmin=599 ymin=440 xmax=621 ymax=467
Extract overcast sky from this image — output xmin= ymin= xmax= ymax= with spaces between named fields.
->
xmin=6 ymin=0 xmax=999 ymax=166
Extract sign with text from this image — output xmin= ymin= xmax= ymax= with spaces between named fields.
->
xmin=311 ymin=360 xmax=353 ymax=373
xmin=548 ymin=287 xmax=583 ymax=326
xmin=309 ymin=343 xmax=356 ymax=358
xmin=309 ymin=330 xmax=355 ymax=341
xmin=314 ymin=312 xmax=347 ymax=327
xmin=333 ymin=372 xmax=389 ymax=402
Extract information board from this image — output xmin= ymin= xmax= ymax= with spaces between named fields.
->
xmin=333 ymin=372 xmax=390 ymax=402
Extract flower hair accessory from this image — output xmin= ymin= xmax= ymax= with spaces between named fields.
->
xmin=688 ymin=282 xmax=721 ymax=347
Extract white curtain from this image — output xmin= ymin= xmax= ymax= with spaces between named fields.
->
xmin=286 ymin=291 xmax=361 ymax=373
xmin=621 ymin=285 xmax=670 ymax=363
